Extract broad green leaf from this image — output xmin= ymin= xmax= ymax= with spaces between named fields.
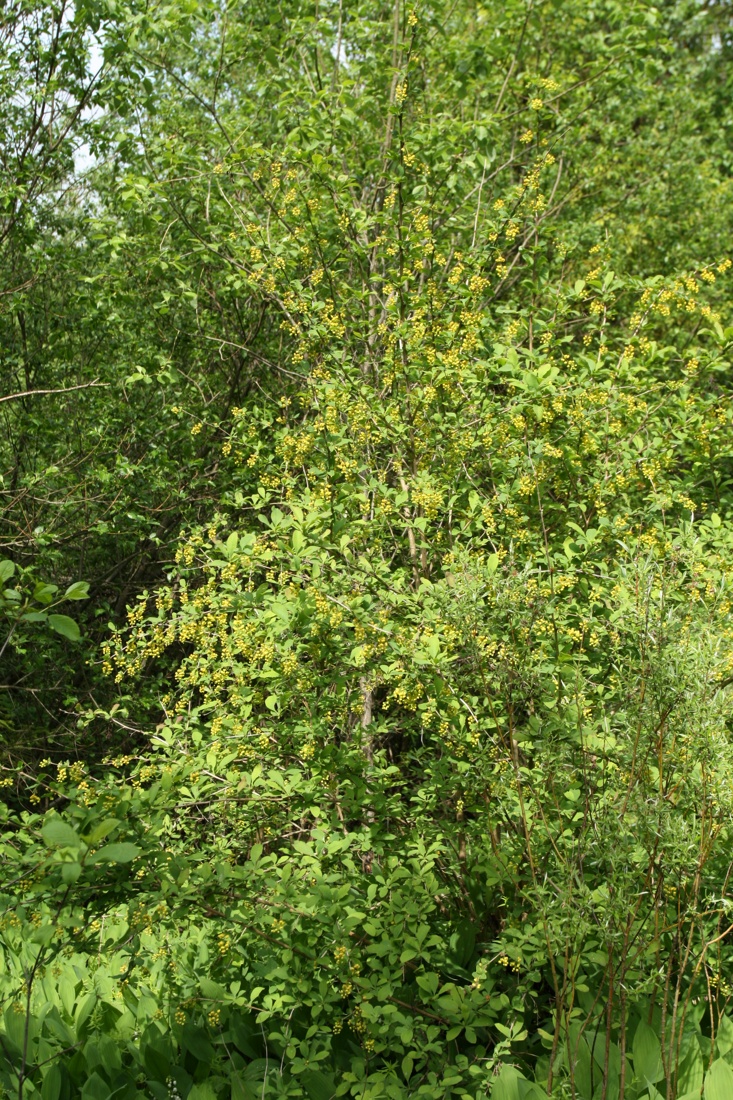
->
xmin=90 ymin=842 xmax=140 ymax=863
xmin=75 ymin=991 xmax=97 ymax=1035
xmin=200 ymin=977 xmax=227 ymax=999
xmin=81 ymin=1072 xmax=110 ymax=1100
xmin=58 ymin=976 xmax=76 ymax=1016
xmin=30 ymin=923 xmax=56 ymax=946
xmin=42 ymin=818 xmax=82 ymax=849
xmin=3 ymin=1004 xmax=25 ymax=1052
xmin=182 ymin=1025 xmax=215 ymax=1063
xmin=85 ymin=818 xmax=120 ymax=845
xmin=633 ymin=1021 xmax=664 ymax=1085
xmin=450 ymin=919 xmax=476 ymax=966
xmin=0 ymin=560 xmax=15 ymax=584
xmin=41 ymin=1063 xmax=62 ymax=1100
xmin=301 ymin=1069 xmax=336 ymax=1100
xmin=705 ymin=1059 xmax=733 ymax=1100
xmin=574 ymin=1036 xmax=593 ymax=1099
xmin=42 ymin=1006 xmax=74 ymax=1047
xmin=189 ymin=1087 xmax=218 ymax=1100
xmin=48 ymin=614 xmax=81 ymax=641
xmin=242 ymin=1059 xmax=270 ymax=1082
xmin=145 ymin=1039 xmax=171 ymax=1081
xmin=490 ymin=1065 xmax=521 ymax=1100
xmin=677 ymin=1041 xmax=704 ymax=1098
xmin=716 ymin=1013 xmax=733 ymax=1057
xmin=61 ymin=861 xmax=82 ymax=884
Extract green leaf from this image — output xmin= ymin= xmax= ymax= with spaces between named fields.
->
xmin=301 ymin=1070 xmax=336 ymax=1100
xmin=42 ymin=818 xmax=82 ymax=849
xmin=30 ymin=923 xmax=56 ymax=946
xmin=716 ymin=1014 xmax=733 ymax=1057
xmin=705 ymin=1059 xmax=733 ymax=1100
xmin=90 ymin=842 xmax=140 ymax=863
xmin=633 ymin=1020 xmax=664 ymax=1085
xmin=242 ymin=1059 xmax=270 ymax=1082
xmin=61 ymin=861 xmax=82 ymax=884
xmin=572 ymin=1034 xmax=593 ymax=1098
xmin=490 ymin=1065 xmax=522 ymax=1100
xmin=416 ymin=972 xmax=440 ymax=996
xmin=145 ymin=1039 xmax=171 ymax=1081
xmin=3 ymin=1004 xmax=25 ymax=1052
xmin=200 ymin=977 xmax=227 ymax=999
xmin=450 ymin=919 xmax=476 ymax=966
xmin=85 ymin=818 xmax=120 ymax=845
xmin=0 ymin=559 xmax=15 ymax=584
xmin=75 ymin=991 xmax=97 ymax=1036
xmin=41 ymin=1064 xmax=62 ymax=1100
xmin=33 ymin=581 xmax=59 ymax=604
xmin=183 ymin=1024 xmax=215 ymax=1063
xmin=43 ymin=1006 xmax=74 ymax=1046
xmin=678 ymin=1041 xmax=704 ymax=1096
xmin=189 ymin=1087 xmax=218 ymax=1100
xmin=48 ymin=614 xmax=81 ymax=641
xmin=81 ymin=1072 xmax=110 ymax=1100
xmin=64 ymin=581 xmax=90 ymax=600
xmin=58 ymin=977 xmax=76 ymax=1017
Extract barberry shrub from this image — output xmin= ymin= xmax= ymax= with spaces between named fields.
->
xmin=3 ymin=0 xmax=733 ymax=1098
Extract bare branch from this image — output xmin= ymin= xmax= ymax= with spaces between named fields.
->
xmin=0 ymin=380 xmax=108 ymax=406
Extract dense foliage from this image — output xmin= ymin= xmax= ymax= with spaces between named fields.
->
xmin=2 ymin=0 xmax=733 ymax=1097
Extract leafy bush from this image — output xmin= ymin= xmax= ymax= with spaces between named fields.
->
xmin=2 ymin=0 xmax=733 ymax=1098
